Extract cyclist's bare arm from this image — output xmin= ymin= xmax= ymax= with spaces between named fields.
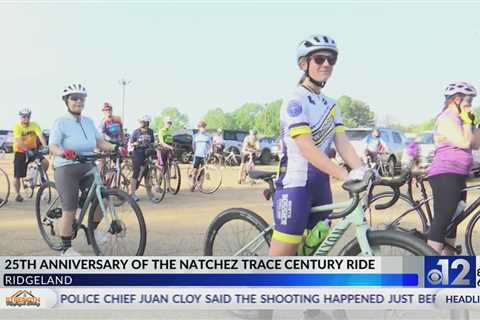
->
xmin=49 ymin=144 xmax=64 ymax=157
xmin=38 ymin=134 xmax=47 ymax=148
xmin=294 ymin=134 xmax=348 ymax=180
xmin=334 ymin=133 xmax=363 ymax=169
xmin=96 ymin=138 xmax=116 ymax=152
xmin=158 ymin=136 xmax=174 ymax=150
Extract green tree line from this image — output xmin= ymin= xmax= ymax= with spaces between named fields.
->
xmin=151 ymin=95 xmax=429 ymax=136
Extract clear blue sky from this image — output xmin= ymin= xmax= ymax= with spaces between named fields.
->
xmin=1 ymin=1 xmax=480 ymax=131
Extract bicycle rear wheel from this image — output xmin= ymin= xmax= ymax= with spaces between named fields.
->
xmin=204 ymin=208 xmax=271 ymax=256
xmin=198 ymin=164 xmax=222 ymax=194
xmin=88 ymin=188 xmax=146 ymax=256
xmin=145 ymin=167 xmax=166 ymax=203
xmin=167 ymin=162 xmax=181 ymax=195
xmin=0 ymin=168 xmax=10 ymax=208
xmin=366 ymin=191 xmax=428 ymax=233
xmin=35 ymin=181 xmax=63 ymax=250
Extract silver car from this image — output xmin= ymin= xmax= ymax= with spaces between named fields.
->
xmin=343 ymin=127 xmax=407 ymax=171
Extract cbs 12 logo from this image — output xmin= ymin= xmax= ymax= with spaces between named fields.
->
xmin=425 ymin=257 xmax=476 ymax=288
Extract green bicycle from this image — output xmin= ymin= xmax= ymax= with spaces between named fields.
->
xmin=204 ymin=170 xmax=436 ymax=257
xmin=35 ymin=153 xmax=146 ymax=256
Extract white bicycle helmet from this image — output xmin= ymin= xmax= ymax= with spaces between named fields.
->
xmin=164 ymin=116 xmax=172 ymax=123
xmin=444 ymin=81 xmax=477 ymax=97
xmin=62 ymin=83 xmax=88 ymax=99
xmin=18 ymin=108 xmax=32 ymax=117
xmin=296 ymin=34 xmax=338 ymax=62
xmin=139 ymin=115 xmax=152 ymax=123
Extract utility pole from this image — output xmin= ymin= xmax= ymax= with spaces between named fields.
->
xmin=118 ymin=78 xmax=131 ymax=121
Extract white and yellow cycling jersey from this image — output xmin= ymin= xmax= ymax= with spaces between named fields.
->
xmin=278 ymin=85 xmax=345 ymax=188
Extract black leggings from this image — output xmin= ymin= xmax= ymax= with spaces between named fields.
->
xmin=428 ymin=173 xmax=467 ymax=243
xmin=132 ymin=151 xmax=148 ymax=180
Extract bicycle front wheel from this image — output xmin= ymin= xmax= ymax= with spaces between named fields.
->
xmin=367 ymin=191 xmax=429 ymax=233
xmin=167 ymin=162 xmax=181 ymax=195
xmin=198 ymin=164 xmax=222 ymax=194
xmin=35 ymin=181 xmax=63 ymax=251
xmin=88 ymin=188 xmax=146 ymax=256
xmin=204 ymin=208 xmax=271 ymax=256
xmin=0 ymin=168 xmax=10 ymax=208
xmin=340 ymin=229 xmax=437 ymax=256
xmin=465 ymin=210 xmax=480 ymax=255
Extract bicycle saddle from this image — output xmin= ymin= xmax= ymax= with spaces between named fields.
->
xmin=248 ymin=171 xmax=276 ymax=181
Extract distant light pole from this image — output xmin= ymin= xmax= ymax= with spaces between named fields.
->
xmin=118 ymin=78 xmax=131 ymax=121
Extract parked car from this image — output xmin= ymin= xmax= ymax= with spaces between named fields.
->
xmin=342 ymin=127 xmax=407 ymax=172
xmin=221 ymin=130 xmax=248 ymax=155
xmin=415 ymin=131 xmax=435 ymax=169
xmin=0 ymin=130 xmax=13 ymax=153
xmin=258 ymin=136 xmax=277 ymax=165
xmin=172 ymin=133 xmax=194 ymax=164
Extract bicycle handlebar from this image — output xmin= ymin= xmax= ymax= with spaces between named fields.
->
xmin=370 ymin=169 xmax=412 ymax=210
xmin=329 ymin=170 xmax=376 ymax=219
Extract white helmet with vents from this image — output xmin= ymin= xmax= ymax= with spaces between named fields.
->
xmin=62 ymin=83 xmax=87 ymax=99
xmin=444 ymin=81 xmax=477 ymax=97
xmin=296 ymin=34 xmax=338 ymax=62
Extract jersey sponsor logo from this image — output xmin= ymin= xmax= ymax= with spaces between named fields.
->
xmin=277 ymin=194 xmax=292 ymax=225
xmin=287 ymin=101 xmax=303 ymax=117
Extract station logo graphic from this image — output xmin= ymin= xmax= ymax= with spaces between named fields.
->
xmin=5 ymin=290 xmax=41 ymax=307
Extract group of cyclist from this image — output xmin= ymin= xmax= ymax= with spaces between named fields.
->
xmin=8 ymin=32 xmax=479 ymax=259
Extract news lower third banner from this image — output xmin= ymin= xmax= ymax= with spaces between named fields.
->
xmin=0 ymin=256 xmax=478 ymax=310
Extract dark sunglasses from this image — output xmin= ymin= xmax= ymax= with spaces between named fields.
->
xmin=310 ymin=54 xmax=337 ymax=66
xmin=463 ymin=95 xmax=475 ymax=105
xmin=69 ymin=94 xmax=86 ymax=102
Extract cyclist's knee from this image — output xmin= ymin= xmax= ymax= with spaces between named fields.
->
xmin=269 ymin=238 xmax=299 ymax=256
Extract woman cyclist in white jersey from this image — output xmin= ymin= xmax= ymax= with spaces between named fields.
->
xmin=270 ymin=34 xmax=365 ymax=257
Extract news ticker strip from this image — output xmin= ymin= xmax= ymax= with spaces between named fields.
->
xmin=0 ymin=288 xmax=478 ymax=310
xmin=1 ymin=256 xmax=479 ymax=288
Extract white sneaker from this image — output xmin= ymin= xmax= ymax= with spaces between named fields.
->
xmin=94 ymin=230 xmax=108 ymax=246
xmin=61 ymin=247 xmax=81 ymax=256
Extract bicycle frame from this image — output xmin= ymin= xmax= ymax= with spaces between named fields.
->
xmin=232 ymin=198 xmax=375 ymax=256
xmin=43 ymin=166 xmax=116 ymax=236
xmin=75 ymin=166 xmax=119 ymax=232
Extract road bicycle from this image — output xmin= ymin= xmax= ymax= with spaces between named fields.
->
xmin=22 ymin=149 xmax=50 ymax=199
xmin=367 ymin=166 xmax=480 ymax=256
xmin=35 ymin=153 xmax=146 ymax=256
xmin=100 ymin=151 xmax=130 ymax=194
xmin=205 ymin=170 xmax=436 ymax=257
xmin=122 ymin=146 xmax=167 ymax=204
xmin=224 ymin=150 xmax=240 ymax=167
xmin=365 ymin=151 xmax=395 ymax=178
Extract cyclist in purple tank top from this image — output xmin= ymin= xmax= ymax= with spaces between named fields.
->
xmin=427 ymin=81 xmax=480 ymax=255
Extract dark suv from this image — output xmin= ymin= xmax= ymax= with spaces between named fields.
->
xmin=172 ymin=133 xmax=193 ymax=164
